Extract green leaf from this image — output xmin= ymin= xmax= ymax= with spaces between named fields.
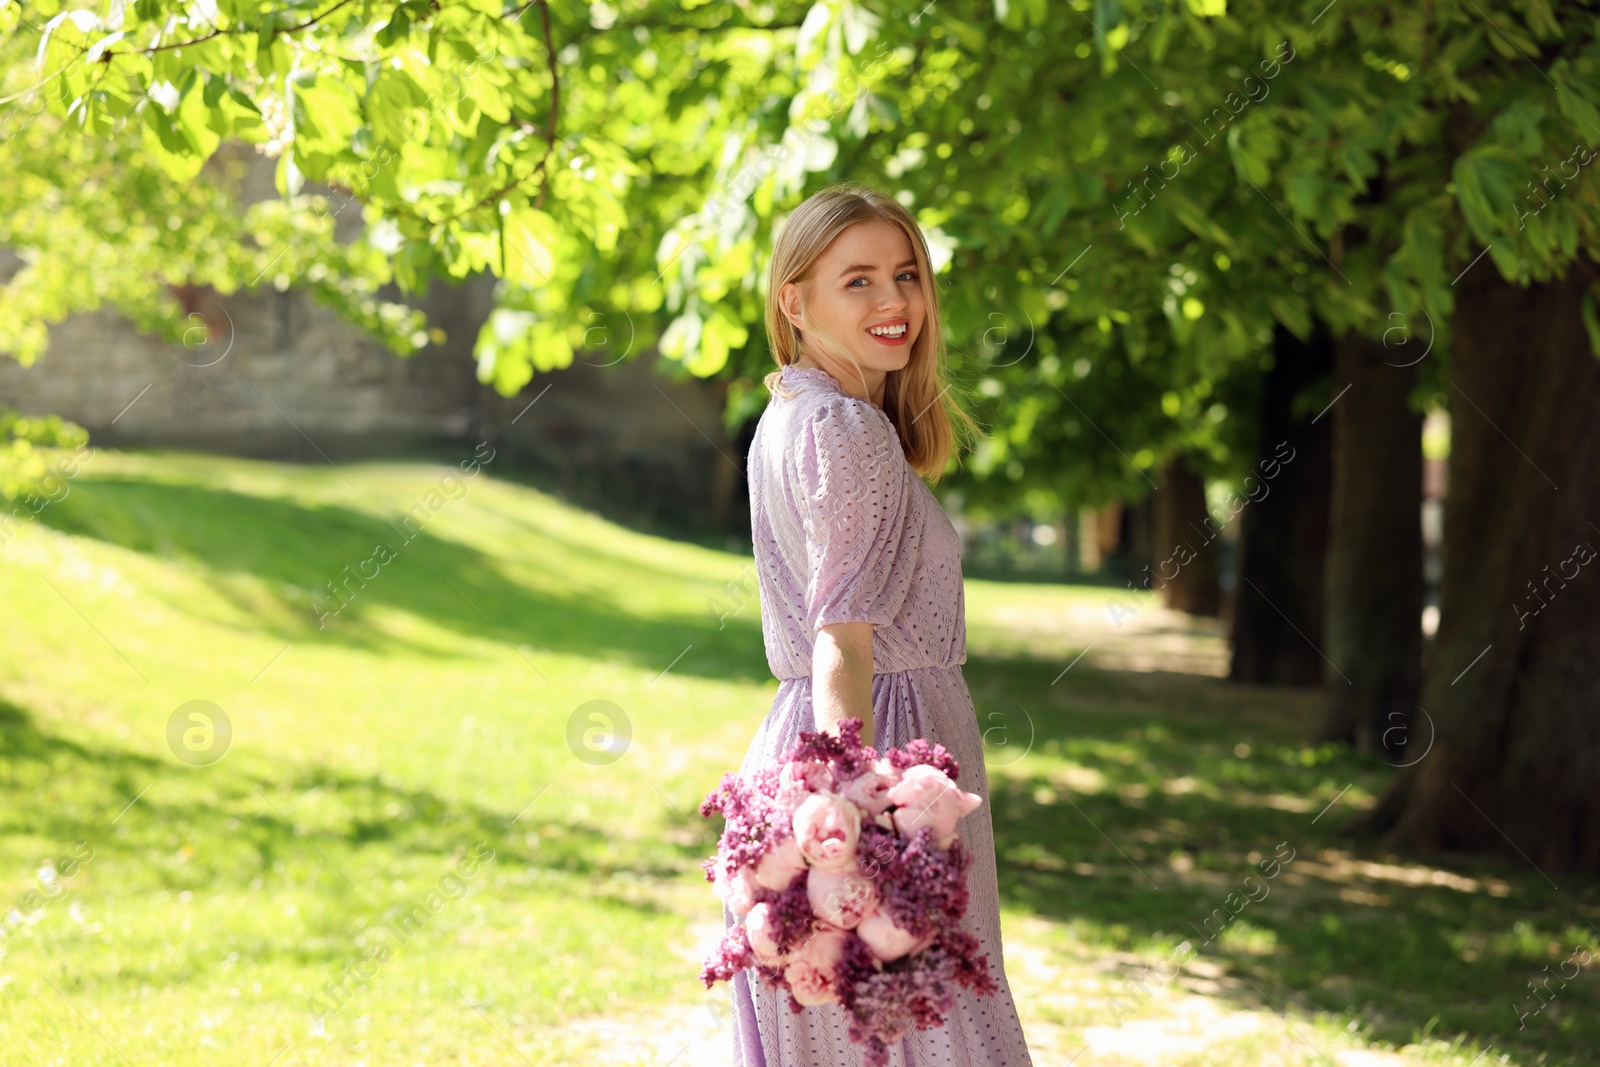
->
xmin=690 ymin=305 xmax=749 ymax=376
xmin=501 ymin=207 xmax=559 ymax=286
xmin=368 ymin=67 xmax=424 ymax=148
xmin=529 ymin=316 xmax=574 ymax=372
xmin=296 ymin=75 xmax=363 ymax=154
xmin=1092 ymin=0 xmax=1123 ymax=63
xmin=474 ymin=310 xmax=567 ymax=385
xmin=659 ymin=311 xmax=702 ymax=365
xmin=1482 ymin=20 xmax=1540 ymax=61
xmin=177 ymin=80 xmax=221 ymax=159
xmin=375 ymin=8 xmax=412 ymax=48
xmin=1267 ymin=293 xmax=1311 ymax=341
xmin=1285 ymin=171 xmax=1325 ymax=222
xmin=474 ymin=308 xmax=536 ymax=395
xmin=1583 ymin=293 xmax=1600 ymax=360
xmin=1556 ymin=80 xmax=1600 ymax=143
xmin=226 ymin=88 xmax=262 ymax=116
xmin=1452 ymin=147 xmax=1523 ymax=244
xmin=1029 ymin=182 xmax=1070 ymax=235
xmin=202 ymin=72 xmax=226 ymax=108
xmin=258 ymin=31 xmax=291 ymax=80
xmin=1165 ymin=187 xmax=1236 ymax=251
xmin=1227 ymin=127 xmax=1272 ymax=185
xmin=691 ymin=313 xmax=732 ymax=375
xmin=140 ymin=110 xmax=206 ymax=182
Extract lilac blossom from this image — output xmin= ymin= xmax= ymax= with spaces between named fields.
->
xmin=698 ymin=715 xmax=996 ymax=1063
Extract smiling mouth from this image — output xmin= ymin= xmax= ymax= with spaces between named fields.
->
xmin=867 ymin=323 xmax=908 ymax=339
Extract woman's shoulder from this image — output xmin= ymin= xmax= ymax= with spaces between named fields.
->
xmin=802 ymin=393 xmax=901 ymax=464
xmin=791 ymin=402 xmax=907 ymax=503
xmin=773 ymin=368 xmax=899 ymax=448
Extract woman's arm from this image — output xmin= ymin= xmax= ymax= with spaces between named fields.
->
xmin=813 ymin=620 xmax=874 ymax=744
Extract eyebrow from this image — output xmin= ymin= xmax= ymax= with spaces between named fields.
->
xmin=837 ymin=259 xmax=918 ymax=278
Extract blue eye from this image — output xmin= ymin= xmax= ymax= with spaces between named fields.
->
xmin=848 ymin=272 xmax=917 ymax=288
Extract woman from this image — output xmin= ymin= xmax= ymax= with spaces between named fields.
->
xmin=726 ymin=182 xmax=1035 ymax=1065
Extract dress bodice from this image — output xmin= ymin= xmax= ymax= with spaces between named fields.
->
xmin=747 ymin=363 xmax=967 ymax=680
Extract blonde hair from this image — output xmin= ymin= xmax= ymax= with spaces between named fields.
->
xmin=761 ymin=182 xmax=979 ymax=483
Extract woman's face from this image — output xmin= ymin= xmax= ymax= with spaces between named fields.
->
xmin=780 ymin=217 xmax=925 ymax=379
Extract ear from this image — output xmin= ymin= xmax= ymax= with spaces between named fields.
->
xmin=778 ymin=280 xmax=805 ymax=332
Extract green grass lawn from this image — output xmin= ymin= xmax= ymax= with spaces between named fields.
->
xmin=1 ymin=447 xmax=1595 ymax=1066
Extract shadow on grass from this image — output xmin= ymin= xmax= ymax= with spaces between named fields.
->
xmin=36 ymin=471 xmax=768 ymax=686
xmin=0 ymin=696 xmax=693 ymax=924
xmin=969 ymin=655 xmax=1600 ymax=1066
xmin=22 ymin=459 xmax=1600 ymax=1063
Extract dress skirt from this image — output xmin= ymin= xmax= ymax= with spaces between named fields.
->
xmin=724 ymin=666 xmax=1035 ymax=1067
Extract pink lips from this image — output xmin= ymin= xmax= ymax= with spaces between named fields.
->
xmin=866 ymin=319 xmax=910 ymax=347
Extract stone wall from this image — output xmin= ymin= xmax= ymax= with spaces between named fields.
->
xmin=0 ymin=146 xmax=743 ymax=536
xmin=0 ymin=260 xmax=495 ymax=458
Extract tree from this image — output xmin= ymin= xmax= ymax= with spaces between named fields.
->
xmin=1352 ymin=263 xmax=1600 ymax=873
xmin=1 ymin=0 xmax=814 ymax=388
xmin=1317 ymin=330 xmax=1423 ymax=756
xmin=15 ymin=0 xmax=1600 ymax=868
xmin=1154 ymin=453 xmax=1221 ymax=616
xmin=776 ymin=0 xmax=1600 ymax=868
xmin=1127 ymin=2 xmax=1600 ymax=867
xmin=1228 ymin=322 xmax=1333 ymax=687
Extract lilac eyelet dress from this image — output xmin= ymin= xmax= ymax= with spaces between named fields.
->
xmin=726 ymin=362 xmax=1034 ymax=1066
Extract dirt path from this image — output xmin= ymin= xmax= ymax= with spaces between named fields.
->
xmin=553 ymin=915 xmax=1433 ymax=1067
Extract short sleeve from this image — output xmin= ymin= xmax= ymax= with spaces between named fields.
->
xmin=794 ymin=396 xmax=922 ymax=634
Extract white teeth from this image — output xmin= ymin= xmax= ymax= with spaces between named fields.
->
xmin=869 ymin=324 xmax=907 ymax=337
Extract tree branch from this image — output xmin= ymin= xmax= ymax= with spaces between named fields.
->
xmin=100 ymin=0 xmax=360 ymax=58
xmin=455 ymin=0 xmax=561 ymax=217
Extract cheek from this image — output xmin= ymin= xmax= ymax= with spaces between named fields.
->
xmin=813 ymin=290 xmax=849 ymax=322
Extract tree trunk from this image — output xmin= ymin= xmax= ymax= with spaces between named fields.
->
xmin=1349 ymin=264 xmax=1600 ymax=874
xmin=1120 ymin=491 xmax=1156 ymax=585
xmin=1092 ymin=503 xmax=1121 ymax=567
xmin=1317 ymin=332 xmax=1424 ymax=756
xmin=1062 ymin=504 xmax=1082 ymax=574
xmin=1156 ymin=454 xmax=1222 ymax=616
xmin=1229 ymin=321 xmax=1334 ymax=686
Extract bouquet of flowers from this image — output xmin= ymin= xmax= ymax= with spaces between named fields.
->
xmin=698 ymin=717 xmax=999 ymax=1066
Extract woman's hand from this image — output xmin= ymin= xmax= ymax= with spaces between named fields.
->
xmin=813 ymin=621 xmax=874 ymax=746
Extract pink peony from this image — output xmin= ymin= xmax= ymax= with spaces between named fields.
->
xmin=792 ymin=792 xmax=862 ymax=870
xmin=715 ymin=864 xmax=759 ymax=917
xmin=772 ymin=770 xmax=812 ymax=821
xmin=784 ymin=923 xmax=850 ymax=1005
xmin=886 ymin=765 xmax=982 ymax=848
xmin=839 ymin=757 xmax=902 ymax=815
xmin=783 ymin=758 xmax=836 ymax=794
xmin=700 ymin=721 xmax=1003 ymax=1067
xmin=754 ymin=834 xmax=808 ymax=891
xmin=745 ymin=902 xmax=787 ymax=965
xmin=806 ymin=865 xmax=878 ymax=929
xmin=857 ymin=906 xmax=938 ymax=962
